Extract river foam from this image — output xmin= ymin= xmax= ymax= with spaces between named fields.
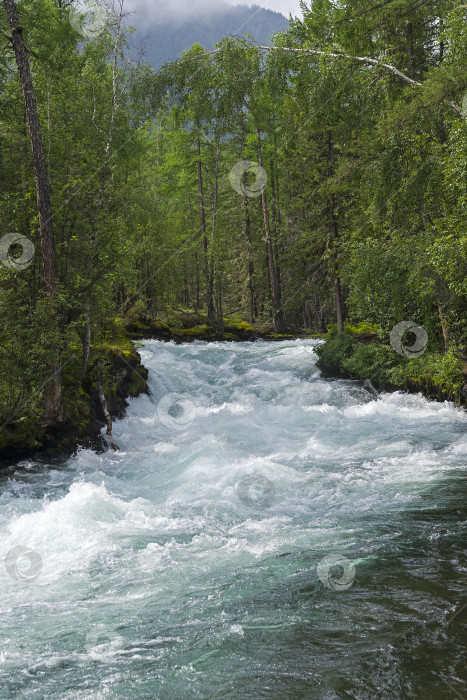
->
xmin=1 ymin=339 xmax=465 ymax=699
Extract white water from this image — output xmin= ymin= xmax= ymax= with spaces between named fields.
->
xmin=1 ymin=339 xmax=466 ymax=699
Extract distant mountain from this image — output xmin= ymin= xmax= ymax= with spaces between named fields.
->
xmin=128 ymin=4 xmax=290 ymax=68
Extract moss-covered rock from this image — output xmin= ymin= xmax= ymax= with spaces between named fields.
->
xmin=177 ymin=311 xmax=208 ymax=328
xmin=222 ymin=319 xmax=255 ymax=340
xmin=223 ymin=319 xmax=253 ymax=332
xmin=125 ymin=319 xmax=171 ymax=339
xmin=123 ymin=310 xmax=320 ymax=343
xmin=176 ymin=324 xmax=216 ymax=340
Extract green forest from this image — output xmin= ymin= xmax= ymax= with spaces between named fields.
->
xmin=1 ymin=0 xmax=467 ymax=455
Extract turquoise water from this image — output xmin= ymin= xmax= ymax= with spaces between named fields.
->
xmin=1 ymin=339 xmax=466 ymax=699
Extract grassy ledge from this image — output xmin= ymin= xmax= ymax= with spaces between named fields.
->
xmin=315 ymin=328 xmax=467 ymax=406
xmin=0 ymin=339 xmax=149 ymax=466
xmin=125 ymin=311 xmax=321 ymax=343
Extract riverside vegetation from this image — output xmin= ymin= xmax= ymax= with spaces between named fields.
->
xmin=1 ymin=0 xmax=467 ymax=458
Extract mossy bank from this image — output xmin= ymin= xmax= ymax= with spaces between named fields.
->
xmin=0 ymin=311 xmax=319 ymax=468
xmin=124 ymin=311 xmax=315 ymax=343
xmin=315 ymin=328 xmax=467 ymax=406
xmin=0 ymin=341 xmax=149 ymax=468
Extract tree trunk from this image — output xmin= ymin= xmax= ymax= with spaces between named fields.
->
xmin=257 ymin=130 xmax=284 ymax=333
xmin=195 ymin=251 xmax=200 ymax=312
xmin=244 ymin=195 xmax=256 ymax=324
xmin=438 ymin=304 xmax=449 ymax=353
xmin=4 ymin=0 xmax=62 ymax=423
xmin=327 ymin=134 xmax=344 ymax=333
xmin=197 ymin=137 xmax=215 ymax=325
xmin=407 ymin=21 xmax=416 ymax=80
xmin=215 ymin=273 xmax=223 ymax=334
xmin=439 ymin=17 xmax=444 ymax=63
xmin=97 ymin=366 xmax=119 ymax=451
xmin=211 ymin=142 xmax=223 ymax=333
xmin=335 ymin=277 xmax=344 ymax=333
xmin=83 ymin=3 xmax=124 ymax=380
xmin=81 ymin=300 xmax=91 ymax=380
xmin=269 ymin=124 xmax=284 ymax=320
xmin=330 ymin=196 xmax=344 ymax=333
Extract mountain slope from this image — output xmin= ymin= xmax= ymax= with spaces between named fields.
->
xmin=129 ymin=4 xmax=289 ymax=68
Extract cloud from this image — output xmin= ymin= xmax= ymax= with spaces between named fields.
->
xmin=243 ymin=0 xmax=303 ymax=17
xmin=123 ymin=0 xmax=303 ymax=25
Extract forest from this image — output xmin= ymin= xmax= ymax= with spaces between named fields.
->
xmin=1 ymin=0 xmax=467 ymax=454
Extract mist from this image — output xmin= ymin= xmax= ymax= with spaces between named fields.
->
xmin=123 ymin=0 xmax=301 ymax=26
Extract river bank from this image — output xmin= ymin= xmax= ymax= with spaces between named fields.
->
xmin=1 ymin=338 xmax=465 ymax=699
xmin=0 ymin=317 xmax=319 ymax=467
xmin=124 ymin=315 xmax=317 ymax=342
xmin=315 ymin=329 xmax=467 ymax=407
xmin=3 ymin=320 xmax=465 ymax=468
xmin=0 ymin=341 xmax=149 ymax=469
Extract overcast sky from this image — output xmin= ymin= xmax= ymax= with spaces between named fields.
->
xmin=124 ymin=0 xmax=305 ymax=23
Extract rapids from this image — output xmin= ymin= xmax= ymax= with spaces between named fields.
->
xmin=1 ymin=339 xmax=465 ymax=699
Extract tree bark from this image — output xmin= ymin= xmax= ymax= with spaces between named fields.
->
xmin=97 ymin=366 xmax=119 ymax=451
xmin=269 ymin=119 xmax=284 ymax=319
xmin=438 ymin=304 xmax=449 ymax=353
xmin=211 ymin=142 xmax=223 ymax=333
xmin=5 ymin=0 xmax=56 ymax=294
xmin=215 ymin=273 xmax=223 ymax=334
xmin=243 ymin=195 xmax=256 ymax=324
xmin=81 ymin=300 xmax=91 ymax=380
xmin=197 ymin=137 xmax=215 ymax=325
xmin=270 ymin=161 xmax=284 ymax=327
xmin=83 ymin=1 xmax=125 ymax=380
xmin=195 ymin=251 xmax=200 ymax=312
xmin=327 ymin=135 xmax=344 ymax=333
xmin=407 ymin=21 xmax=416 ymax=80
xmin=335 ymin=276 xmax=344 ymax=334
xmin=257 ymin=130 xmax=284 ymax=333
xmin=4 ymin=0 xmax=62 ymax=423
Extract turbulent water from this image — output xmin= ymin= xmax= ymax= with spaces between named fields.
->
xmin=1 ymin=339 xmax=466 ymax=699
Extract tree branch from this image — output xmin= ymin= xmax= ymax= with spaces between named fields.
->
xmin=179 ymin=43 xmax=465 ymax=119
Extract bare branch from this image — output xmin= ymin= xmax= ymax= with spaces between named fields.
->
xmin=176 ymin=42 xmax=466 ymax=119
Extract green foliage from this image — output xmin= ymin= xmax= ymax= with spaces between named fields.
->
xmin=314 ymin=331 xmax=357 ymax=378
xmin=344 ymin=321 xmax=378 ymax=335
xmin=342 ymin=342 xmax=399 ymax=386
xmin=316 ymin=331 xmax=464 ymax=402
xmin=388 ymin=351 xmax=464 ymax=398
xmin=2 ymin=0 xmax=467 ymax=453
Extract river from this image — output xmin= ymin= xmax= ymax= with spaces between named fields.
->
xmin=1 ymin=339 xmax=465 ymax=699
